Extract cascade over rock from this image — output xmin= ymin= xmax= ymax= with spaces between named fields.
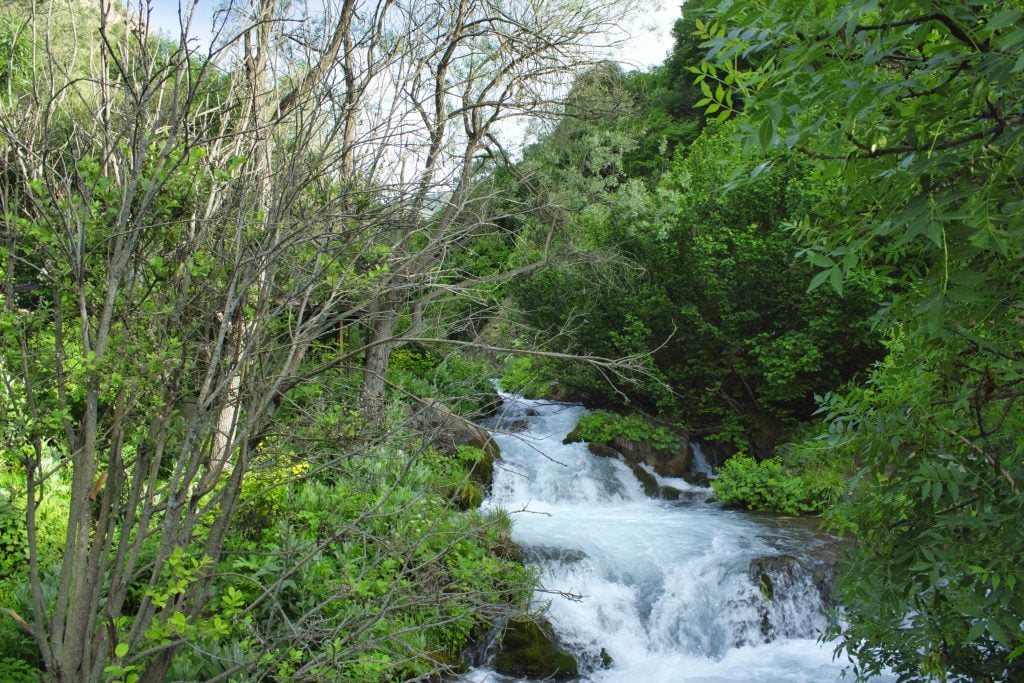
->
xmin=563 ymin=428 xmax=692 ymax=478
xmin=465 ymin=392 xmax=895 ymax=683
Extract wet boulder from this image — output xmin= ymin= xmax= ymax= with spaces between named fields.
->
xmin=682 ymin=471 xmax=710 ymax=487
xmin=748 ymin=555 xmax=800 ymax=602
xmin=494 ymin=617 xmax=579 ymax=680
xmin=408 ymin=399 xmax=500 ymax=489
xmin=746 ymin=553 xmax=838 ymax=641
xmin=587 ymin=442 xmax=618 ymax=458
xmin=611 ymin=435 xmax=691 ymax=478
xmin=478 ymin=405 xmax=532 ymax=434
xmin=520 ymin=545 xmax=588 ymax=565
xmin=624 ymin=460 xmax=660 ymax=498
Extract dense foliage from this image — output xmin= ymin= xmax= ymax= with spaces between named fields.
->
xmin=695 ymin=0 xmax=1024 ymax=679
xmin=503 ymin=34 xmax=882 ymax=457
xmin=710 ymin=450 xmax=843 ymax=515
xmin=498 ymin=0 xmax=1024 ymax=680
xmin=0 ymin=0 xmax=637 ymax=680
xmin=4 ymin=0 xmax=1022 ymax=680
xmin=0 ymin=365 xmax=530 ymax=682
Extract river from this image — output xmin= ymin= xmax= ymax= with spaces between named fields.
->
xmin=466 ymin=393 xmax=894 ymax=682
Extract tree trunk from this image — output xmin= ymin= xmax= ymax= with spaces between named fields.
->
xmin=361 ymin=307 xmax=397 ymax=424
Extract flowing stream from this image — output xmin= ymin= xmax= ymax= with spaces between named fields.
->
xmin=467 ymin=393 xmax=889 ymax=682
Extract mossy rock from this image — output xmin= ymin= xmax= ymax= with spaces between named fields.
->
xmin=494 ymin=617 xmax=579 ymax=680
xmin=447 ymin=480 xmax=485 ymax=510
xmin=490 ymin=531 xmax=524 ymax=563
xmin=610 ymin=435 xmax=691 ymax=478
xmin=409 ymin=399 xmax=500 ymax=490
xmin=587 ymin=442 xmax=617 ymax=457
xmin=563 ymin=415 xmax=691 ymax=479
xmin=465 ymin=440 xmax=497 ymax=489
xmin=625 ymin=460 xmax=660 ymax=498
xmin=562 ymin=424 xmax=583 ymax=445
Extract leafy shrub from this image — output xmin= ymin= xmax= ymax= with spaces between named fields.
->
xmin=0 ymin=656 xmax=38 ymax=683
xmin=497 ymin=355 xmax=557 ymax=399
xmin=0 ymin=497 xmax=25 ymax=580
xmin=711 ymin=453 xmax=827 ymax=515
xmin=232 ymin=457 xmax=310 ymax=540
xmin=0 ymin=457 xmax=70 ymax=582
xmin=185 ymin=436 xmax=532 ymax=681
xmin=573 ymin=410 xmax=682 ymax=452
xmin=389 ymin=347 xmax=500 ymax=416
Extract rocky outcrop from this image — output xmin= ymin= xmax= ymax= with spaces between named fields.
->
xmin=564 ymin=426 xmax=691 ymax=480
xmin=586 ymin=442 xmax=618 ymax=458
xmin=493 ymin=617 xmax=579 ymax=680
xmin=748 ymin=553 xmax=838 ymax=603
xmin=745 ymin=552 xmax=840 ymax=641
xmin=609 ymin=435 xmax=691 ymax=478
xmin=409 ymin=399 xmax=500 ymax=489
xmin=570 ymin=428 xmax=703 ymax=499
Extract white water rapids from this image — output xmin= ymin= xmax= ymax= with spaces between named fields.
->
xmin=466 ymin=394 xmax=892 ymax=682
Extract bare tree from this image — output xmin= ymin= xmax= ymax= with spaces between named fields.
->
xmin=0 ymin=0 xmax=641 ymax=680
xmin=353 ymin=0 xmax=640 ymax=420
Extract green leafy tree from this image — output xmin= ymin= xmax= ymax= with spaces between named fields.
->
xmin=509 ymin=116 xmax=881 ymax=451
xmin=699 ymin=0 xmax=1024 ymax=678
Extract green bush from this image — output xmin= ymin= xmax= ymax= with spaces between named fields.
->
xmin=0 ymin=498 xmax=25 ymax=580
xmin=497 ymin=355 xmax=557 ymax=399
xmin=0 ymin=458 xmax=70 ymax=583
xmin=179 ymin=434 xmax=532 ymax=681
xmin=0 ymin=656 xmax=38 ymax=683
xmin=711 ymin=453 xmax=827 ymax=515
xmin=389 ymin=347 xmax=500 ymax=416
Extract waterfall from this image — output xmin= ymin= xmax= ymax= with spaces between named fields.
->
xmin=690 ymin=440 xmax=716 ymax=479
xmin=467 ymin=393 xmax=893 ymax=682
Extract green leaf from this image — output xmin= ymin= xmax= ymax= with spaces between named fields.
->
xmin=806 ymin=251 xmax=835 ymax=268
xmin=989 ymin=617 xmax=1011 ymax=648
xmin=828 ymin=266 xmax=844 ymax=296
xmin=808 ymin=269 xmax=830 ymax=292
xmin=987 ymin=9 xmax=1020 ymax=32
xmin=758 ymin=117 xmax=773 ymax=149
xmin=115 ymin=643 xmax=128 ymax=658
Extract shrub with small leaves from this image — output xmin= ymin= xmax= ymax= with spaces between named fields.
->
xmin=711 ymin=453 xmax=825 ymax=515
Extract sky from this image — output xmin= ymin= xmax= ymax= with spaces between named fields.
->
xmin=615 ymin=2 xmax=683 ymax=70
xmin=147 ymin=1 xmax=683 ymax=71
xmin=145 ymin=1 xmax=683 ymax=156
